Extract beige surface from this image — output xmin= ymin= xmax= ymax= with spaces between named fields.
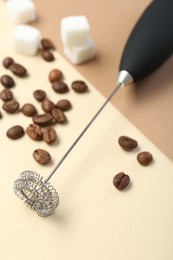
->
xmin=0 ymin=2 xmax=173 ymax=260
xmin=30 ymin=0 xmax=173 ymax=161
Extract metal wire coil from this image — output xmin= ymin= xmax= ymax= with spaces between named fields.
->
xmin=14 ymin=171 xmax=59 ymax=217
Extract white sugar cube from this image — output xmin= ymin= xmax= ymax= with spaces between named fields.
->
xmin=60 ymin=15 xmax=96 ymax=64
xmin=64 ymin=39 xmax=96 ymax=64
xmin=6 ymin=0 xmax=36 ymax=23
xmin=60 ymin=16 xmax=90 ymax=47
xmin=12 ymin=25 xmax=41 ymax=55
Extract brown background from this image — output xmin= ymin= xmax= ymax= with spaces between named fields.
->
xmin=32 ymin=0 xmax=173 ymax=161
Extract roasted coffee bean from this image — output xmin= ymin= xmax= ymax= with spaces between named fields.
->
xmin=49 ymin=69 xmax=63 ymax=83
xmin=2 ymin=100 xmax=19 ymax=113
xmin=33 ymin=89 xmax=46 ymax=101
xmin=41 ymin=38 xmax=55 ymax=50
xmin=71 ymin=80 xmax=88 ymax=93
xmin=33 ymin=148 xmax=51 ymax=165
xmin=51 ymin=108 xmax=67 ymax=123
xmin=0 ymin=111 xmax=2 ymax=119
xmin=113 ymin=172 xmax=130 ymax=190
xmin=43 ymin=127 xmax=57 ymax=144
xmin=0 ymin=75 xmax=15 ymax=88
xmin=3 ymin=57 xmax=14 ymax=68
xmin=52 ymin=81 xmax=69 ymax=93
xmin=118 ymin=136 xmax=138 ymax=151
xmin=26 ymin=124 xmax=43 ymax=140
xmin=137 ymin=151 xmax=153 ymax=166
xmin=9 ymin=63 xmax=27 ymax=77
xmin=0 ymin=88 xmax=13 ymax=101
xmin=6 ymin=125 xmax=25 ymax=140
xmin=41 ymin=50 xmax=55 ymax=61
xmin=32 ymin=113 xmax=54 ymax=126
xmin=41 ymin=99 xmax=55 ymax=113
xmin=56 ymin=99 xmax=72 ymax=111
xmin=21 ymin=103 xmax=37 ymax=117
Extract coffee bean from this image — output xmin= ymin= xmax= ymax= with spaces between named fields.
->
xmin=21 ymin=103 xmax=37 ymax=117
xmin=51 ymin=108 xmax=67 ymax=123
xmin=0 ymin=111 xmax=2 ymax=119
xmin=113 ymin=172 xmax=130 ymax=190
xmin=33 ymin=89 xmax=46 ymax=101
xmin=118 ymin=136 xmax=138 ymax=151
xmin=26 ymin=124 xmax=43 ymax=140
xmin=137 ymin=151 xmax=153 ymax=166
xmin=52 ymin=81 xmax=69 ymax=93
xmin=40 ymin=38 xmax=55 ymax=50
xmin=43 ymin=127 xmax=57 ymax=144
xmin=6 ymin=125 xmax=25 ymax=140
xmin=0 ymin=75 xmax=15 ymax=88
xmin=32 ymin=113 xmax=54 ymax=126
xmin=9 ymin=63 xmax=27 ymax=77
xmin=0 ymin=88 xmax=13 ymax=101
xmin=41 ymin=99 xmax=55 ymax=113
xmin=2 ymin=100 xmax=19 ymax=113
xmin=56 ymin=99 xmax=72 ymax=111
xmin=49 ymin=69 xmax=63 ymax=83
xmin=71 ymin=80 xmax=88 ymax=93
xmin=33 ymin=148 xmax=51 ymax=165
xmin=41 ymin=50 xmax=55 ymax=62
xmin=3 ymin=57 xmax=14 ymax=68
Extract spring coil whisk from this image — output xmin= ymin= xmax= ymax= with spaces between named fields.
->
xmin=14 ymin=171 xmax=59 ymax=217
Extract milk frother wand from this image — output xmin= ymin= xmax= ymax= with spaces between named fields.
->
xmin=14 ymin=0 xmax=173 ymax=217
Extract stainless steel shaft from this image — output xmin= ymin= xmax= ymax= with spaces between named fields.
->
xmin=44 ymin=81 xmax=122 ymax=183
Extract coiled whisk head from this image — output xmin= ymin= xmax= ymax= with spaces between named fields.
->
xmin=14 ymin=171 xmax=59 ymax=217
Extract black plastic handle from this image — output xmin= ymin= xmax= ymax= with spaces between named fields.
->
xmin=119 ymin=0 xmax=173 ymax=82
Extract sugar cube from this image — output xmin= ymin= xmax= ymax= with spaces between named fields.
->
xmin=60 ymin=15 xmax=96 ymax=64
xmin=12 ymin=25 xmax=41 ymax=55
xmin=60 ymin=16 xmax=90 ymax=48
xmin=64 ymin=39 xmax=96 ymax=64
xmin=6 ymin=0 xmax=36 ymax=24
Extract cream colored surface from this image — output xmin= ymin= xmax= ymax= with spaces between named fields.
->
xmin=0 ymin=2 xmax=173 ymax=260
